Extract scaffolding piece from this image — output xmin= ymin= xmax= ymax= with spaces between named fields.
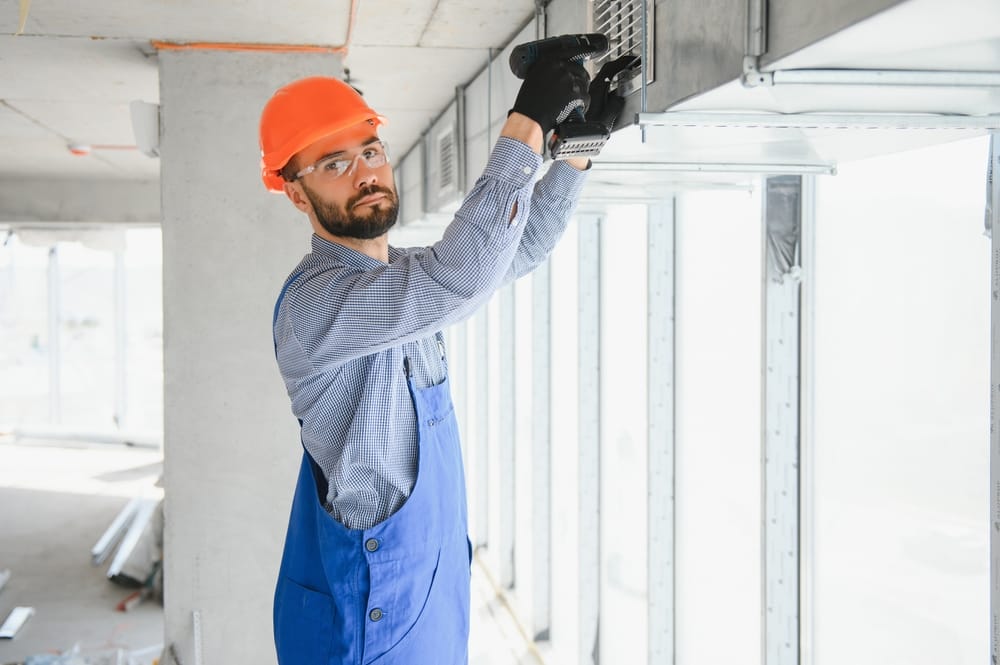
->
xmin=986 ymin=154 xmax=997 ymax=665
xmin=762 ymin=175 xmax=805 ymax=665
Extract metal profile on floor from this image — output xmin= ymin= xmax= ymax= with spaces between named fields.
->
xmin=0 ymin=606 xmax=34 ymax=639
xmin=91 ymin=497 xmax=143 ymax=565
xmin=762 ymin=175 xmax=807 ymax=665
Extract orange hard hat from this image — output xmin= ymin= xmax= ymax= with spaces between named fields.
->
xmin=259 ymin=76 xmax=385 ymax=192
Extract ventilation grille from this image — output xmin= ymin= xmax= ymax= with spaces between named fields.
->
xmin=592 ymin=0 xmax=654 ymax=91
xmin=438 ymin=129 xmax=456 ymax=195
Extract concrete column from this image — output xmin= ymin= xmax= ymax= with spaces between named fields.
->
xmin=159 ymin=50 xmax=342 ymax=665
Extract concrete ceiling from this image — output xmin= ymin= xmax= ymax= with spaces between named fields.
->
xmin=0 ymin=0 xmax=534 ymax=181
xmin=2 ymin=0 xmax=998 ymax=205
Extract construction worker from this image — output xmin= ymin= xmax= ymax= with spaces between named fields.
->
xmin=260 ymin=54 xmax=600 ymax=664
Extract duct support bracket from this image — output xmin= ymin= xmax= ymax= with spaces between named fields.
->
xmin=743 ymin=56 xmax=774 ymax=88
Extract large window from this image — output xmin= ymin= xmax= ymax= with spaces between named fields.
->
xmin=810 ymin=136 xmax=989 ymax=665
xmin=452 ymin=135 xmax=991 ymax=665
xmin=0 ymin=227 xmax=163 ymax=436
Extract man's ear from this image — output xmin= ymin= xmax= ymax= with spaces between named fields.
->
xmin=283 ymin=180 xmax=311 ymax=213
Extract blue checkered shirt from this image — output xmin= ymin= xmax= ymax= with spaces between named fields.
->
xmin=273 ymin=137 xmax=586 ymax=529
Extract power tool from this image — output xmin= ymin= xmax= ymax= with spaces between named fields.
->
xmin=509 ymin=33 xmax=639 ymax=160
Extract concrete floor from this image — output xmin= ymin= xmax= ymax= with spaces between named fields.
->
xmin=0 ymin=438 xmax=164 ymax=665
xmin=0 ymin=437 xmax=537 ymax=665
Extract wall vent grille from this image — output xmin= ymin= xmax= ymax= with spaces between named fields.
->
xmin=438 ymin=129 xmax=456 ymax=195
xmin=592 ymin=0 xmax=654 ymax=90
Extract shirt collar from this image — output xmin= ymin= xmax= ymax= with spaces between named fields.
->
xmin=310 ymin=234 xmax=402 ymax=269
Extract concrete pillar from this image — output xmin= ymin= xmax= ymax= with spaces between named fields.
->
xmin=159 ymin=50 xmax=342 ymax=664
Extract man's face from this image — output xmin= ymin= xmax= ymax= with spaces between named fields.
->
xmin=286 ymin=125 xmax=399 ymax=240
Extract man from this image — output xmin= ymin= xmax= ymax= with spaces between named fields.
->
xmin=261 ymin=53 xmax=600 ymax=664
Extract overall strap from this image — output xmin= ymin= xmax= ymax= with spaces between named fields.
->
xmin=273 ymin=271 xmax=305 ymax=354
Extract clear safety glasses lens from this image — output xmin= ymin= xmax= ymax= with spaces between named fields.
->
xmin=295 ymin=141 xmax=390 ymax=181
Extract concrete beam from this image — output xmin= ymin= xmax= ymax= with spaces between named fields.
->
xmin=0 ymin=178 xmax=159 ymax=226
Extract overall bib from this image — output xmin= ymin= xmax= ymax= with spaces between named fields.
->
xmin=272 ymin=276 xmax=472 ymax=665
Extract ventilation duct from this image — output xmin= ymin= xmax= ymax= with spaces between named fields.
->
xmin=586 ymin=0 xmax=1000 ymax=179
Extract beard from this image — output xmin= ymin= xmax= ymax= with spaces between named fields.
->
xmin=303 ymin=183 xmax=399 ymax=240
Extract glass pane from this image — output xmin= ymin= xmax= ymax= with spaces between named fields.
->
xmin=811 ymin=136 xmax=989 ymax=665
xmin=123 ymin=227 xmax=163 ymax=433
xmin=0 ymin=236 xmax=51 ymax=425
xmin=58 ymin=241 xmax=115 ymax=428
xmin=548 ymin=220 xmax=581 ymax=663
xmin=512 ymin=272 xmax=538 ymax=624
xmin=599 ymin=204 xmax=649 ymax=663
xmin=675 ymin=187 xmax=763 ymax=665
xmin=0 ymin=228 xmax=162 ymax=435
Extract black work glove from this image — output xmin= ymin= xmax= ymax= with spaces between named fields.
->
xmin=586 ymin=55 xmax=641 ymax=131
xmin=510 ymin=58 xmax=591 ymax=135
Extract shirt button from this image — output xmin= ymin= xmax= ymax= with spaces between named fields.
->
xmin=370 ymin=608 xmax=383 ymax=622
xmin=522 ymin=166 xmax=531 ymax=175
xmin=365 ymin=538 xmax=379 ymax=552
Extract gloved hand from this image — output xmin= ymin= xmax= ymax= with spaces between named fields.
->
xmin=585 ymin=55 xmax=641 ymax=131
xmin=509 ymin=57 xmax=591 ymax=135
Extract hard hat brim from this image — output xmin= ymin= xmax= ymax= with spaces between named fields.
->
xmin=260 ymin=112 xmax=386 ymax=193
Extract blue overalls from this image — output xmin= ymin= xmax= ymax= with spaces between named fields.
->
xmin=272 ymin=276 xmax=472 ymax=664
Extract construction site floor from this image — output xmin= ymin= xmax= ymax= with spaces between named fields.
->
xmin=0 ymin=437 xmax=537 ymax=665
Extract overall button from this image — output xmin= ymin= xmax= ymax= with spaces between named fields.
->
xmin=365 ymin=538 xmax=379 ymax=552
xmin=369 ymin=608 xmax=383 ymax=622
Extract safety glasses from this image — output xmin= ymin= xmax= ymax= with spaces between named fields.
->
xmin=293 ymin=140 xmax=390 ymax=182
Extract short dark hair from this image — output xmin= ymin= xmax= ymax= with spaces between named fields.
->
xmin=280 ymin=157 xmax=299 ymax=182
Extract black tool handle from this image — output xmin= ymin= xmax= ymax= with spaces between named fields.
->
xmin=509 ymin=33 xmax=609 ymax=79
